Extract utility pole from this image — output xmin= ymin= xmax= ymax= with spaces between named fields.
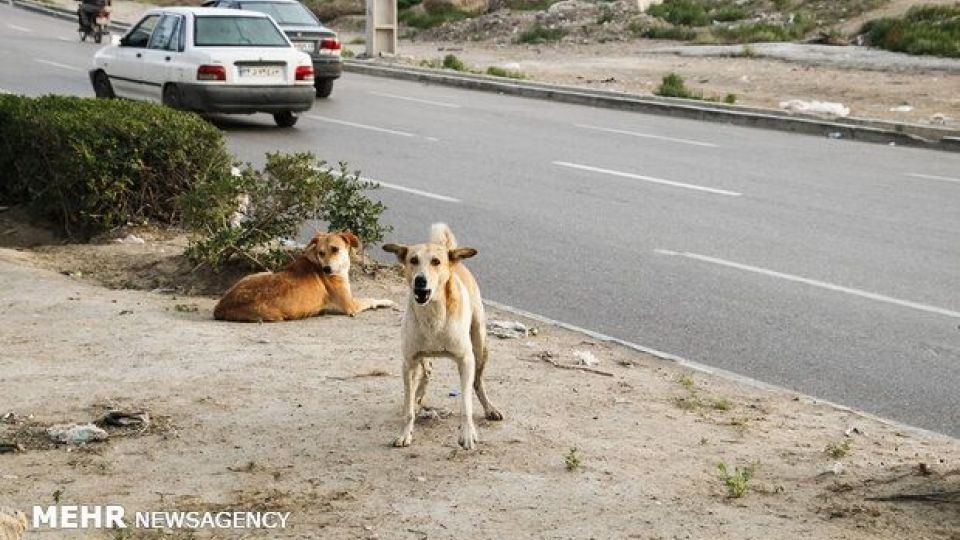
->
xmin=365 ymin=0 xmax=397 ymax=57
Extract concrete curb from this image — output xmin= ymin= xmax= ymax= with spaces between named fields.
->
xmin=343 ymin=60 xmax=960 ymax=153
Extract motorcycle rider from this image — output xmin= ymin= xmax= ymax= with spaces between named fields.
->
xmin=77 ymin=0 xmax=108 ymax=33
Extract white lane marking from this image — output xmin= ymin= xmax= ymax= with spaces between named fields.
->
xmin=574 ymin=123 xmax=718 ymax=148
xmin=57 ymin=37 xmax=72 ymax=42
xmin=35 ymin=58 xmax=83 ymax=72
xmin=905 ymin=172 xmax=960 ymax=184
xmin=655 ymin=249 xmax=960 ymax=319
xmin=307 ymin=115 xmax=416 ymax=138
xmin=369 ymin=91 xmax=460 ymax=109
xmin=553 ymin=161 xmax=742 ymax=197
xmin=8 ymin=24 xmax=32 ymax=33
xmin=325 ymin=169 xmax=460 ymax=203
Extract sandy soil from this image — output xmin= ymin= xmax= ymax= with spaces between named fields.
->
xmin=1 ymin=214 xmax=959 ymax=538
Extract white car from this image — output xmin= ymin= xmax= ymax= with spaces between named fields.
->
xmin=89 ymin=7 xmax=316 ymax=127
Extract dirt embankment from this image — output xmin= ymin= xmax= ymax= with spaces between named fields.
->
xmin=1 ymin=211 xmax=959 ymax=538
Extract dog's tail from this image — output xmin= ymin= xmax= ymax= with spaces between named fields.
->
xmin=429 ymin=222 xmax=457 ymax=249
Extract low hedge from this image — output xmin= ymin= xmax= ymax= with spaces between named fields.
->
xmin=0 ymin=94 xmax=232 ymax=239
xmin=861 ymin=5 xmax=960 ymax=58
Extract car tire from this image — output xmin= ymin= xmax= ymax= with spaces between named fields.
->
xmin=273 ymin=111 xmax=298 ymax=128
xmin=92 ymin=70 xmax=114 ymax=99
xmin=315 ymin=78 xmax=334 ymax=99
xmin=162 ymin=84 xmax=181 ymax=110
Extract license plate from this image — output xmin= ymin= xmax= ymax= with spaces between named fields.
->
xmin=294 ymin=41 xmax=315 ymax=53
xmin=237 ymin=66 xmax=282 ymax=78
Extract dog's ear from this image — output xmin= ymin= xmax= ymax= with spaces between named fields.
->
xmin=382 ymin=243 xmax=408 ymax=262
xmin=449 ymin=247 xmax=477 ymax=262
xmin=339 ymin=231 xmax=360 ymax=249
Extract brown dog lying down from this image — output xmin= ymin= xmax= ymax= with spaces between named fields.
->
xmin=214 ymin=231 xmax=395 ymax=322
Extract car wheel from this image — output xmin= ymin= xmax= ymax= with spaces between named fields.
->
xmin=273 ymin=111 xmax=299 ymax=128
xmin=92 ymin=70 xmax=114 ymax=99
xmin=315 ymin=79 xmax=334 ymax=99
xmin=162 ymin=84 xmax=181 ymax=109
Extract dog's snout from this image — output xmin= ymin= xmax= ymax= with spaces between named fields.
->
xmin=414 ymin=274 xmax=427 ymax=289
xmin=322 ymin=265 xmax=332 ymax=274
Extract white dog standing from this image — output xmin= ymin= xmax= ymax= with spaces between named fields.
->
xmin=383 ymin=223 xmax=503 ymax=449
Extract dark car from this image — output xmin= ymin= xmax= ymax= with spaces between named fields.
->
xmin=201 ymin=0 xmax=342 ymax=98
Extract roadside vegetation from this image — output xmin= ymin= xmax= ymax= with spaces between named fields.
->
xmin=518 ymin=22 xmax=568 ymax=43
xmin=420 ymin=54 xmax=528 ymax=79
xmin=654 ymin=73 xmax=737 ymax=104
xmin=0 ymin=94 xmax=389 ymax=271
xmin=860 ymin=4 xmax=960 ymax=58
xmin=717 ymin=462 xmax=755 ymax=498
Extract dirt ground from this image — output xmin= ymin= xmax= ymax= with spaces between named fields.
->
xmin=1 ymin=212 xmax=959 ymax=539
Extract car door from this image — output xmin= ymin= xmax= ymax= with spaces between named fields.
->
xmin=110 ymin=14 xmax=162 ymax=99
xmin=141 ymin=14 xmax=186 ymax=102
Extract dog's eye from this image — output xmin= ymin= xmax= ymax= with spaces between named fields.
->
xmin=330 ymin=246 xmax=339 ymax=254
xmin=431 ymin=258 xmax=440 ymax=266
xmin=410 ymin=256 xmax=419 ymax=265
xmin=318 ymin=250 xmax=325 ymax=257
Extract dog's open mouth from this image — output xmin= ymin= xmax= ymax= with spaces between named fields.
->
xmin=413 ymin=289 xmax=432 ymax=304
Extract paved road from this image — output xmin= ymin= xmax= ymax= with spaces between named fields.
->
xmin=3 ymin=4 xmax=959 ymax=437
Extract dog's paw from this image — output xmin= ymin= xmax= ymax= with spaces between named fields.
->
xmin=375 ymin=299 xmax=396 ymax=309
xmin=485 ymin=409 xmax=504 ymax=421
xmin=458 ymin=425 xmax=478 ymax=450
xmin=392 ymin=432 xmax=413 ymax=447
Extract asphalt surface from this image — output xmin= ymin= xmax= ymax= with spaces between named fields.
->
xmin=2 ymin=4 xmax=959 ymax=437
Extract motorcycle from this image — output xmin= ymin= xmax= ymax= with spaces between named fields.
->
xmin=77 ymin=0 xmax=111 ymax=44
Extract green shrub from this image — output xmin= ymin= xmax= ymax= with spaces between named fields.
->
xmin=711 ymin=5 xmax=747 ymax=22
xmin=442 ymin=53 xmax=467 ymax=71
xmin=637 ymin=24 xmax=699 ymax=40
xmin=711 ymin=12 xmax=816 ymax=43
xmin=717 ymin=462 xmax=754 ymax=498
xmin=399 ymin=6 xmax=471 ymax=29
xmin=861 ymin=4 xmax=960 ymax=58
xmin=0 ymin=94 xmax=231 ymax=239
xmin=179 ymin=152 xmax=390 ymax=271
xmin=518 ymin=23 xmax=567 ymax=43
xmin=723 ymin=93 xmax=737 ymax=104
xmin=654 ymin=72 xmax=702 ymax=99
xmin=648 ymin=0 xmax=708 ymax=27
xmin=486 ymin=65 xmax=527 ymax=79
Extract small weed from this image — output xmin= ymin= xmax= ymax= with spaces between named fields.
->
xmin=717 ymin=462 xmax=754 ymax=498
xmin=565 ymin=447 xmax=582 ymax=471
xmin=53 ymin=488 xmax=64 ymax=504
xmin=442 ymin=54 xmax=467 ymax=71
xmin=341 ymin=48 xmax=355 ymax=59
xmin=518 ymin=23 xmax=567 ymax=44
xmin=825 ymin=438 xmax=852 ymax=459
xmin=723 ymin=93 xmax=737 ymax=104
xmin=739 ymin=44 xmax=756 ymax=57
xmin=673 ymin=395 xmax=702 ymax=411
xmin=676 ymin=374 xmax=695 ymax=389
xmin=654 ymin=72 xmax=702 ymax=99
xmin=486 ymin=66 xmax=526 ymax=79
xmin=419 ymin=58 xmax=443 ymax=69
xmin=174 ymin=304 xmax=198 ymax=313
xmin=710 ymin=397 xmax=734 ymax=411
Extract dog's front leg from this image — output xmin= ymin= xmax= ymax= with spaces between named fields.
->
xmin=393 ymin=356 xmax=421 ymax=447
xmin=346 ymin=298 xmax=396 ymax=317
xmin=457 ymin=351 xmax=478 ymax=450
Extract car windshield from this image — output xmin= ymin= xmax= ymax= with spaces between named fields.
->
xmin=194 ymin=15 xmax=289 ymax=46
xmin=242 ymin=2 xmax=319 ymax=26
